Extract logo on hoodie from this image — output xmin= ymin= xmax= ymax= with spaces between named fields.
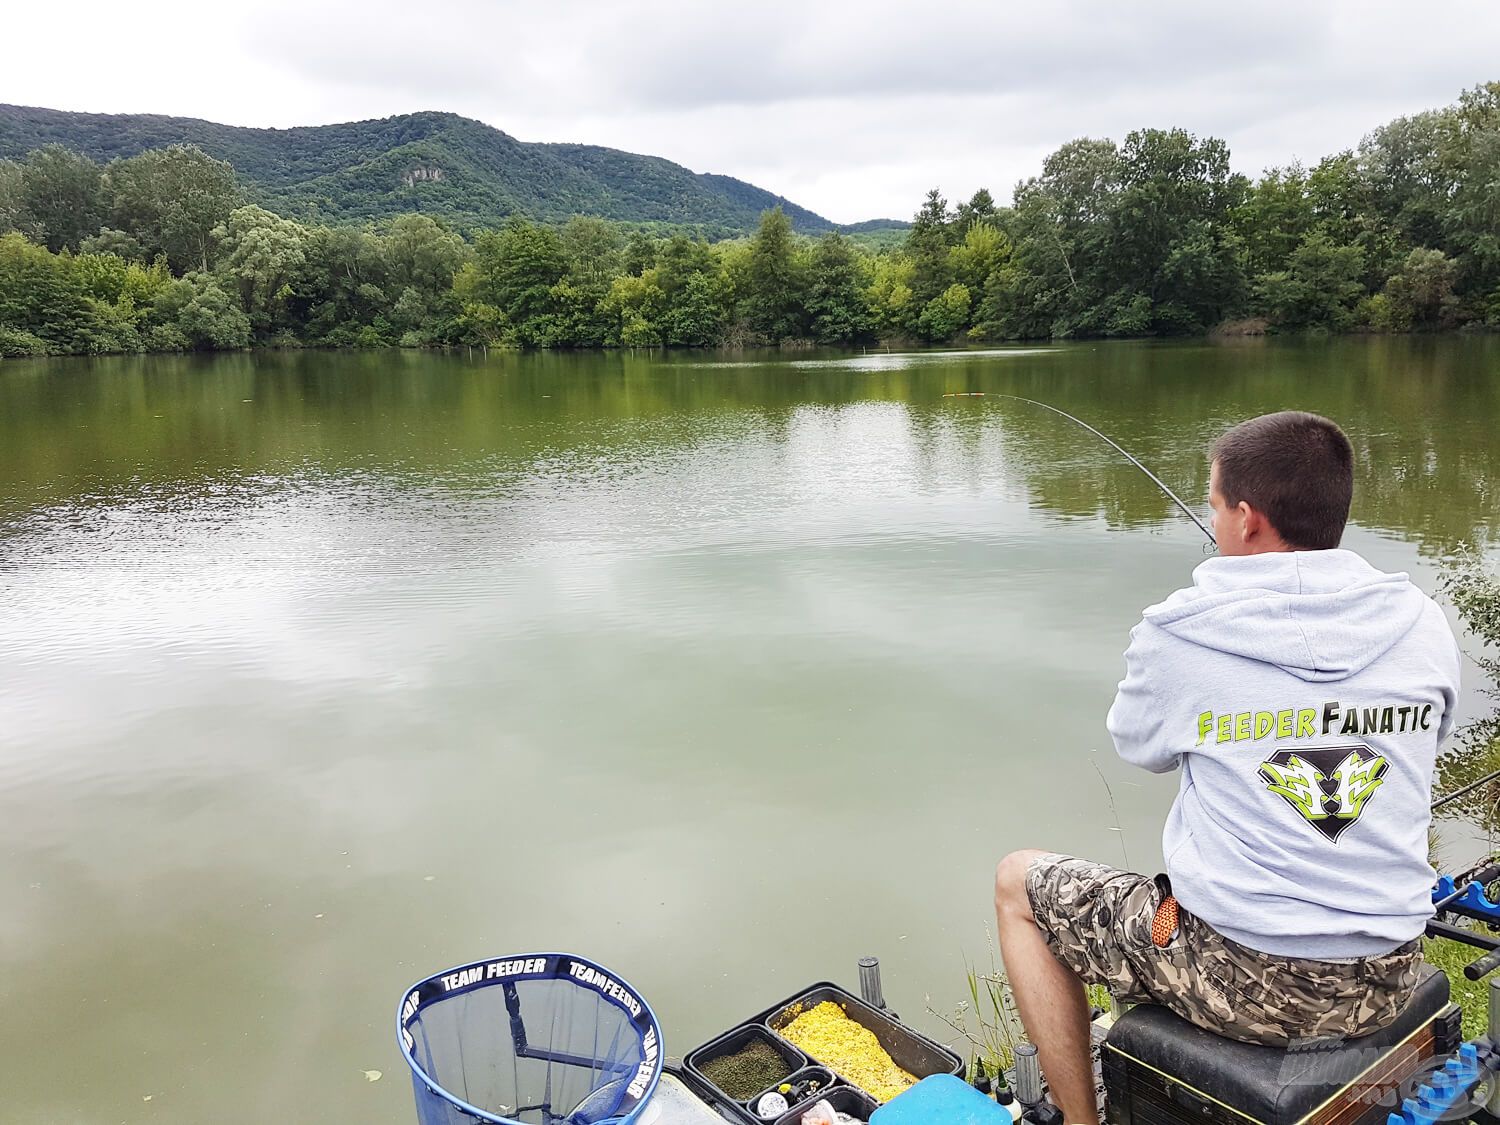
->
xmin=1257 ymin=744 xmax=1388 ymax=842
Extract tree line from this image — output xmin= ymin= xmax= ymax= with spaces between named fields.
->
xmin=2 ymin=81 xmax=1497 ymax=358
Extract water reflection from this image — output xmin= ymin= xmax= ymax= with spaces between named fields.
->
xmin=3 ymin=338 xmax=1494 ymax=554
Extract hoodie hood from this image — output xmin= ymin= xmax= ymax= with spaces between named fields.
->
xmin=1142 ymin=549 xmax=1428 ymax=682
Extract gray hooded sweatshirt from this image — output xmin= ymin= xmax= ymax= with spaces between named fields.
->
xmin=1107 ymin=549 xmax=1462 ymax=959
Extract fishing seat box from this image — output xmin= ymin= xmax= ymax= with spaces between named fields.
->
xmin=1102 ymin=968 xmax=1460 ymax=1125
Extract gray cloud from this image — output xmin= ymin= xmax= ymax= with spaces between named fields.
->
xmin=6 ymin=0 xmax=1499 ymax=222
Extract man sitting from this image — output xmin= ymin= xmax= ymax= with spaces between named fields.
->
xmin=993 ymin=411 xmax=1462 ymax=1125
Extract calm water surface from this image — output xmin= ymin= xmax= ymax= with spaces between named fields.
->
xmin=1 ymin=339 xmax=1496 ymax=1123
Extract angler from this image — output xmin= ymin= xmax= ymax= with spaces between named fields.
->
xmin=992 ymin=411 xmax=1462 ymax=1125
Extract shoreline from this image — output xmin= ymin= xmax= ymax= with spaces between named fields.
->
xmin=5 ymin=326 xmax=1497 ymax=364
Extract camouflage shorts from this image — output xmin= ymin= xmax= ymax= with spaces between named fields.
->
xmin=1025 ymin=853 xmax=1422 ymax=1045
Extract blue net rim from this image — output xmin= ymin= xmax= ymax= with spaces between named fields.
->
xmin=395 ymin=951 xmax=663 ymax=1125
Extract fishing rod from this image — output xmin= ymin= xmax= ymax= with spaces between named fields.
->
xmin=1432 ymin=767 xmax=1500 ymax=811
xmin=941 ymin=392 xmax=1217 ymax=547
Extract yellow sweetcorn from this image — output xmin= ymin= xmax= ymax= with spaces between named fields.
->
xmin=778 ymin=1001 xmax=916 ymax=1103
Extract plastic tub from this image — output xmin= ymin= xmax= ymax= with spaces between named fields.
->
xmin=772 ymin=1085 xmax=880 ymax=1125
xmin=760 ymin=984 xmax=962 ymax=1102
xmin=687 ymin=1024 xmax=807 ymax=1111
xmin=749 ymin=1066 xmax=836 ymax=1121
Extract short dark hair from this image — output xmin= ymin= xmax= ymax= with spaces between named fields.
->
xmin=1210 ymin=412 xmax=1353 ymax=550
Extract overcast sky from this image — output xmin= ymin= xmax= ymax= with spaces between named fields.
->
xmin=8 ymin=1 xmax=1499 ymax=224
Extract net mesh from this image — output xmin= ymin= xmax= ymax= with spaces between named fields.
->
xmin=398 ymin=954 xmax=662 ymax=1125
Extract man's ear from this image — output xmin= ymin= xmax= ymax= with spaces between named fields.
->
xmin=1244 ymin=501 xmax=1286 ymax=545
xmin=1236 ymin=500 xmax=1258 ymax=542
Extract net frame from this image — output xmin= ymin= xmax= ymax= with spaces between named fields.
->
xmin=397 ymin=952 xmax=663 ymax=1125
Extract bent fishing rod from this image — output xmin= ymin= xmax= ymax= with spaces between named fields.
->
xmin=941 ymin=392 xmax=1217 ymax=547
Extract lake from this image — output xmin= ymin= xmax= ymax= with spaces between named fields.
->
xmin=1 ymin=337 xmax=1495 ymax=1122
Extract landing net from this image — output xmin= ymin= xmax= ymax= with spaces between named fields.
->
xmin=397 ymin=953 xmax=662 ymax=1125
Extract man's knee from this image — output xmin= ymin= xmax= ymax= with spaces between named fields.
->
xmin=995 ymin=848 xmax=1048 ymax=919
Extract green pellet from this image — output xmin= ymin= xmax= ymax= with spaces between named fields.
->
xmin=699 ymin=1038 xmax=791 ymax=1101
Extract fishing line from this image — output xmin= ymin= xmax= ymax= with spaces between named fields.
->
xmin=942 ymin=392 xmax=1217 ymax=548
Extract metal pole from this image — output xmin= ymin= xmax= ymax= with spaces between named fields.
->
xmin=1014 ymin=1043 xmax=1042 ymax=1108
xmin=858 ymin=957 xmax=885 ymax=1010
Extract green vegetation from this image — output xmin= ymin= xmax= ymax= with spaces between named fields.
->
xmin=1434 ymin=551 xmax=1500 ymax=835
xmin=929 ymin=944 xmax=1109 ymax=1082
xmin=1425 ymin=550 xmax=1500 ymax=1034
xmin=0 ymin=105 xmax=885 ymax=237
xmin=1 ymin=81 xmax=1497 ymax=356
xmin=927 ymin=945 xmax=1029 ymax=1081
xmin=1426 ymin=933 xmax=1495 ymax=1040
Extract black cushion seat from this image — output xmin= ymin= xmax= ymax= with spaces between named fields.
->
xmin=1102 ymin=968 xmax=1452 ymax=1125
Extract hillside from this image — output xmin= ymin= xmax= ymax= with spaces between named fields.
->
xmin=0 ymin=104 xmax=908 ymax=238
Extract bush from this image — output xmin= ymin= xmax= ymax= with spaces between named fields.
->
xmin=916 ymin=283 xmax=972 ymax=341
xmin=1354 ymin=293 xmax=1395 ymax=331
xmin=354 ymin=323 xmax=389 ymax=348
xmin=144 ymin=323 xmax=189 ymax=351
xmin=0 ymin=325 xmax=49 ymax=356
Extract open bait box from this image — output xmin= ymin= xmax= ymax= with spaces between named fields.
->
xmin=684 ymin=982 xmax=962 ymax=1124
xmin=685 ymin=1024 xmax=823 ymax=1122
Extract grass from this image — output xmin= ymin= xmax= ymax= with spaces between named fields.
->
xmin=927 ymin=933 xmax=1113 ymax=1082
xmin=1424 ymin=935 xmax=1495 ymax=1041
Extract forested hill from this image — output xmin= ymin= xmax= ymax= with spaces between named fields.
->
xmin=0 ymin=105 xmax=899 ymax=237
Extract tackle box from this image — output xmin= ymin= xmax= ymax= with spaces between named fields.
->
xmin=682 ymin=981 xmax=963 ymax=1124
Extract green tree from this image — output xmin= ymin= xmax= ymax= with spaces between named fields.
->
xmin=1360 ymin=109 xmax=1453 ymax=254
xmin=153 ymin=271 xmax=251 ymax=350
xmin=1306 ymin=151 xmax=1400 ymax=289
xmin=1382 ymin=247 xmax=1461 ymax=330
xmin=383 ymin=214 xmax=469 ymax=293
xmin=950 ymin=222 xmax=1011 ymax=294
xmin=864 ymin=252 xmax=916 ymax=337
xmin=1000 ymin=138 xmax=1121 ymax=336
xmin=916 ymin=282 xmax=971 ymax=341
xmin=0 ymin=159 xmax=43 ymax=242
xmin=1102 ymin=128 xmax=1248 ymax=332
xmin=0 ymin=231 xmax=91 ymax=350
xmin=621 ymin=231 xmax=657 ymax=276
xmin=954 ymin=188 xmax=999 ymax=232
xmin=1443 ymin=82 xmax=1500 ymax=294
xmin=971 ymin=260 xmax=1057 ymax=340
xmin=561 ymin=217 xmax=624 ymax=287
xmin=906 ymin=189 xmax=955 ymax=309
xmin=79 ymin=228 xmax=147 ymax=261
xmin=659 ymin=271 xmax=727 ymax=346
xmin=214 ymin=205 xmax=309 ymax=335
xmin=652 ymin=234 xmax=726 ymax=345
xmin=654 ymin=234 xmax=712 ymax=295
xmin=293 ymin=225 xmax=390 ymax=344
xmin=743 ymin=208 xmax=806 ymax=341
xmin=106 ymin=145 xmax=241 ymax=272
xmin=1234 ymin=164 xmax=1312 ymax=278
xmin=602 ymin=270 xmax=666 ymax=346
xmin=1434 ymin=552 xmax=1500 ymax=835
xmin=805 ymin=232 xmax=873 ymax=344
xmin=20 ymin=145 xmax=105 ymax=252
xmin=1254 ymin=229 xmax=1365 ymax=331
xmin=470 ymin=219 xmax=568 ymax=346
